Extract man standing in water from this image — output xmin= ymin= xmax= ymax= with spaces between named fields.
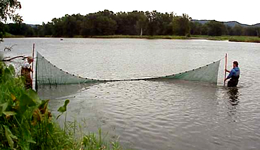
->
xmin=21 ymin=56 xmax=33 ymax=89
xmin=225 ymin=61 xmax=240 ymax=87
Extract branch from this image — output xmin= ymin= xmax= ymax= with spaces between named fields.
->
xmin=2 ymin=55 xmax=25 ymax=61
xmin=3 ymin=44 xmax=17 ymax=51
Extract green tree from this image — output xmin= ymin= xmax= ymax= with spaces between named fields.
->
xmin=80 ymin=11 xmax=117 ymax=36
xmin=190 ymin=22 xmax=203 ymax=35
xmin=257 ymin=28 xmax=260 ymax=38
xmin=0 ymin=0 xmax=22 ymax=22
xmin=5 ymin=23 xmax=35 ymax=36
xmin=146 ymin=11 xmax=163 ymax=36
xmin=200 ymin=24 xmax=208 ymax=35
xmin=206 ymin=20 xmax=226 ymax=36
xmin=172 ymin=14 xmax=191 ymax=36
xmin=51 ymin=18 xmax=64 ymax=37
xmin=0 ymin=0 xmax=22 ymax=40
xmin=63 ymin=14 xmax=77 ymax=37
xmin=226 ymin=25 xmax=234 ymax=35
xmin=233 ymin=25 xmax=243 ymax=36
xmin=95 ymin=15 xmax=117 ymax=35
xmin=244 ymin=27 xmax=258 ymax=36
xmin=134 ymin=11 xmax=148 ymax=36
xmin=0 ymin=22 xmax=5 ymax=39
xmin=115 ymin=11 xmax=136 ymax=35
xmin=42 ymin=22 xmax=54 ymax=36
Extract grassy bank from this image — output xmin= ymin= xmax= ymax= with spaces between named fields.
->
xmin=191 ymin=35 xmax=260 ymax=43
xmin=3 ymin=34 xmax=260 ymax=43
xmin=93 ymin=35 xmax=260 ymax=43
xmin=3 ymin=32 xmax=25 ymax=38
xmin=69 ymin=35 xmax=260 ymax=43
xmin=0 ymin=61 xmax=121 ymax=150
xmin=91 ymin=35 xmax=190 ymax=39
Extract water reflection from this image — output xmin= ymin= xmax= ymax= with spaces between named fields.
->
xmin=227 ymin=87 xmax=239 ymax=106
xmin=37 ymin=83 xmax=96 ymax=100
xmin=226 ymin=87 xmax=240 ymax=123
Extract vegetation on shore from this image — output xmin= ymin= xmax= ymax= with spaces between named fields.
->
xmin=192 ymin=35 xmax=260 ymax=43
xmin=1 ymin=0 xmax=259 ymax=44
xmin=4 ymin=33 xmax=260 ymax=43
xmin=1 ymin=9 xmax=260 ymax=44
xmin=0 ymin=61 xmax=122 ymax=149
xmin=92 ymin=35 xmax=260 ymax=43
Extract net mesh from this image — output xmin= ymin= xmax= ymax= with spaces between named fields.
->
xmin=36 ymin=52 xmax=98 ymax=86
xmin=150 ymin=60 xmax=220 ymax=84
xmin=35 ymin=52 xmax=221 ymax=86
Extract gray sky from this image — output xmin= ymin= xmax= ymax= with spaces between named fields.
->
xmin=18 ymin=0 xmax=260 ymax=25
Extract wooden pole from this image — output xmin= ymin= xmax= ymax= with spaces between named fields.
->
xmin=32 ymin=43 xmax=35 ymax=90
xmin=32 ymin=43 xmax=35 ymax=72
xmin=224 ymin=53 xmax=227 ymax=86
xmin=32 ymin=44 xmax=35 ymax=58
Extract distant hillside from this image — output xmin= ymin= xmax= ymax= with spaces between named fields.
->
xmin=28 ymin=24 xmax=38 ymax=28
xmin=252 ymin=23 xmax=260 ymax=27
xmin=192 ymin=19 xmax=260 ymax=28
xmin=223 ymin=21 xmax=249 ymax=27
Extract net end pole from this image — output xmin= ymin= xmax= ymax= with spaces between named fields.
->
xmin=32 ymin=43 xmax=36 ymax=91
xmin=224 ymin=53 xmax=227 ymax=86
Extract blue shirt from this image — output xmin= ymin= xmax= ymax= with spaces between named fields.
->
xmin=227 ymin=67 xmax=240 ymax=79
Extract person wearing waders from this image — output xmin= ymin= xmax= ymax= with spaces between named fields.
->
xmin=224 ymin=61 xmax=240 ymax=87
xmin=21 ymin=56 xmax=33 ymax=89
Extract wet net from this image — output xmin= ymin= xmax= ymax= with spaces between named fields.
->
xmin=34 ymin=52 xmax=221 ymax=88
xmin=149 ymin=60 xmax=220 ymax=83
xmin=35 ymin=52 xmax=98 ymax=86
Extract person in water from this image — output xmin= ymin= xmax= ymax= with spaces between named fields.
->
xmin=225 ymin=61 xmax=240 ymax=87
xmin=21 ymin=56 xmax=33 ymax=89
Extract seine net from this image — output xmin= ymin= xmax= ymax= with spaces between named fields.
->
xmin=151 ymin=60 xmax=221 ymax=84
xmin=34 ymin=52 xmax=221 ymax=87
xmin=36 ymin=52 xmax=98 ymax=86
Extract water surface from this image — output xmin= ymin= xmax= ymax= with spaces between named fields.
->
xmin=1 ymin=38 xmax=260 ymax=150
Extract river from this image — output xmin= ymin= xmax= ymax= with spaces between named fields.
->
xmin=1 ymin=38 xmax=260 ymax=150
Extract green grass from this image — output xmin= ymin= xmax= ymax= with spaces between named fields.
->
xmin=4 ymin=34 xmax=260 ymax=43
xmin=3 ymin=32 xmax=24 ymax=38
xmin=92 ymin=35 xmax=189 ymax=39
xmin=91 ymin=35 xmax=260 ymax=43
xmin=191 ymin=35 xmax=260 ymax=43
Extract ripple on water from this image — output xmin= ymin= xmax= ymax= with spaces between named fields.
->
xmin=11 ymin=38 xmax=259 ymax=150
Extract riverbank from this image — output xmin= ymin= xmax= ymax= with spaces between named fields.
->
xmin=3 ymin=34 xmax=260 ymax=43
xmin=92 ymin=35 xmax=260 ymax=43
xmin=191 ymin=35 xmax=260 ymax=43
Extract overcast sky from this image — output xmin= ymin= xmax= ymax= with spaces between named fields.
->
xmin=17 ymin=0 xmax=260 ymax=25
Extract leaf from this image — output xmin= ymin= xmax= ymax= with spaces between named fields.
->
xmin=20 ymin=124 xmax=36 ymax=144
xmin=32 ymin=109 xmax=42 ymax=123
xmin=4 ymin=125 xmax=17 ymax=149
xmin=57 ymin=99 xmax=70 ymax=113
xmin=3 ymin=111 xmax=16 ymax=116
xmin=8 ymin=64 xmax=15 ymax=76
xmin=11 ymin=94 xmax=16 ymax=101
xmin=0 ymin=102 xmax=8 ymax=116
xmin=4 ymin=67 xmax=12 ymax=77
xmin=19 ymin=93 xmax=37 ymax=114
xmin=47 ymin=122 xmax=54 ymax=133
xmin=56 ymin=99 xmax=70 ymax=119
xmin=39 ymin=99 xmax=50 ymax=114
xmin=27 ymin=139 xmax=36 ymax=144
xmin=26 ymin=89 xmax=40 ymax=103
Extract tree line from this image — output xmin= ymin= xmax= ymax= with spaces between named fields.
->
xmin=2 ymin=10 xmax=260 ymax=38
